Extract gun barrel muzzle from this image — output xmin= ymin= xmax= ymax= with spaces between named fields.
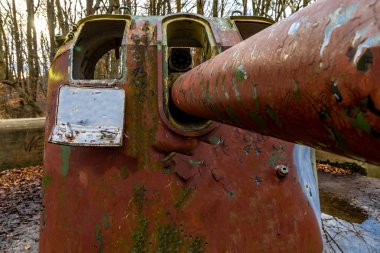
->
xmin=172 ymin=0 xmax=380 ymax=165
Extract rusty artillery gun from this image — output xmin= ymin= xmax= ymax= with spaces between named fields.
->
xmin=41 ymin=0 xmax=380 ymax=252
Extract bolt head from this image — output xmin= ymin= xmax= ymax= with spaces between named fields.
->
xmin=275 ymin=165 xmax=289 ymax=178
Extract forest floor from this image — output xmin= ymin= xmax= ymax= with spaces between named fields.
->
xmin=0 ymin=165 xmax=379 ymax=252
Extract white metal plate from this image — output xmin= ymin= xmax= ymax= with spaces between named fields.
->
xmin=49 ymin=86 xmax=125 ymax=146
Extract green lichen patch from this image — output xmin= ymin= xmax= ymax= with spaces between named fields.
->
xmin=189 ymin=160 xmax=204 ymax=168
xmin=174 ymin=188 xmax=193 ymax=209
xmin=119 ymin=166 xmax=129 ymax=179
xmin=157 ymin=223 xmax=183 ymax=253
xmin=345 ymin=108 xmax=371 ymax=133
xmin=207 ymin=136 xmax=223 ymax=145
xmin=265 ymin=105 xmax=283 ymax=127
xmin=102 ymin=214 xmax=110 ymax=230
xmin=236 ymin=65 xmax=247 ymax=82
xmin=132 ymin=217 xmax=149 ymax=253
xmin=268 ymin=144 xmax=286 ymax=166
xmin=225 ymin=105 xmax=241 ymax=125
xmin=59 ymin=145 xmax=71 ymax=176
xmin=248 ymin=111 xmax=266 ymax=129
xmin=42 ymin=174 xmax=52 ymax=188
xmin=326 ymin=126 xmax=346 ymax=150
xmin=293 ymin=80 xmax=301 ymax=101
xmin=232 ymin=80 xmax=241 ymax=104
xmin=252 ymin=85 xmax=260 ymax=110
xmin=356 ymin=48 xmax=373 ymax=72
xmin=133 ymin=184 xmax=146 ymax=214
xmin=95 ymin=222 xmax=104 ymax=253
xmin=188 ymin=236 xmax=205 ymax=253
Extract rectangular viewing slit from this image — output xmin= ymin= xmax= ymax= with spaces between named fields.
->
xmin=72 ymin=20 xmax=126 ymax=81
xmin=232 ymin=19 xmax=273 ymax=40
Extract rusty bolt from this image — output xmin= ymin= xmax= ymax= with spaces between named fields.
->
xmin=67 ymin=32 xmax=74 ymax=40
xmin=64 ymin=122 xmax=74 ymax=139
xmin=275 ymin=165 xmax=288 ymax=178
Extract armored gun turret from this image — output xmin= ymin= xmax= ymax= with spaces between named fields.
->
xmin=41 ymin=0 xmax=380 ymax=252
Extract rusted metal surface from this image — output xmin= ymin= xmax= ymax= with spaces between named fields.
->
xmin=172 ymin=0 xmax=380 ymax=166
xmin=41 ymin=11 xmax=326 ymax=253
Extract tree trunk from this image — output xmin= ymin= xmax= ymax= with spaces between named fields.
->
xmin=46 ymin=0 xmax=56 ymax=61
xmin=242 ymin=0 xmax=247 ymax=15
xmin=176 ymin=0 xmax=181 ymax=12
xmin=56 ymin=0 xmax=69 ymax=34
xmin=0 ymin=15 xmax=9 ymax=80
xmin=212 ymin=0 xmax=218 ymax=17
xmin=26 ymin=0 xmax=38 ymax=101
xmin=166 ymin=0 xmax=172 ymax=14
xmin=86 ymin=0 xmax=94 ymax=15
xmin=11 ymin=0 xmax=23 ymax=86
xmin=196 ymin=0 xmax=204 ymax=15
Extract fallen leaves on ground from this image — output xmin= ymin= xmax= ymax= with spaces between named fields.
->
xmin=0 ymin=165 xmax=42 ymax=190
xmin=0 ymin=165 xmax=42 ymax=253
xmin=317 ymin=163 xmax=353 ymax=175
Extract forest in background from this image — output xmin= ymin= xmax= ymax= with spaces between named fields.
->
xmin=0 ymin=0 xmax=314 ymax=118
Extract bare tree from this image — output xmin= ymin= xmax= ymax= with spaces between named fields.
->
xmin=26 ymin=0 xmax=39 ymax=101
xmin=197 ymin=0 xmax=204 ymax=15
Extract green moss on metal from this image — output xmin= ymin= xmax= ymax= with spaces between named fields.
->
xmin=102 ymin=214 xmax=110 ymax=230
xmin=127 ymin=45 xmax=159 ymax=171
xmin=132 ymin=217 xmax=149 ymax=253
xmin=215 ymin=74 xmax=221 ymax=101
xmin=252 ymin=85 xmax=260 ymax=110
xmin=326 ymin=126 xmax=346 ymax=150
xmin=318 ymin=108 xmax=330 ymax=121
xmin=356 ymin=48 xmax=373 ymax=72
xmin=345 ymin=108 xmax=371 ymax=133
xmin=59 ymin=145 xmax=71 ymax=176
xmin=205 ymin=80 xmax=212 ymax=103
xmin=188 ymin=236 xmax=205 ymax=253
xmin=225 ymin=105 xmax=241 ymax=125
xmin=206 ymin=80 xmax=223 ymax=120
xmin=293 ymin=80 xmax=301 ymax=101
xmin=42 ymin=174 xmax=52 ymax=188
xmin=221 ymin=75 xmax=229 ymax=99
xmin=350 ymin=112 xmax=371 ymax=133
xmin=133 ymin=184 xmax=146 ymax=213
xmin=268 ymin=144 xmax=286 ymax=166
xmin=174 ymin=187 xmax=193 ymax=209
xmin=120 ymin=166 xmax=129 ymax=179
xmin=232 ymin=80 xmax=241 ymax=104
xmin=235 ymin=65 xmax=247 ymax=82
xmin=95 ymin=222 xmax=104 ymax=253
xmin=157 ymin=223 xmax=183 ymax=253
xmin=265 ymin=105 xmax=282 ymax=127
xmin=248 ymin=111 xmax=266 ymax=129
xmin=208 ymin=136 xmax=222 ymax=145
xmin=163 ymin=166 xmax=172 ymax=174
xmin=189 ymin=160 xmax=204 ymax=168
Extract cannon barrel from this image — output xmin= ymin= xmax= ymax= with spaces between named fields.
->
xmin=172 ymin=0 xmax=380 ymax=165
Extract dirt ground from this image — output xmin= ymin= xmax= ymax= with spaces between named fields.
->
xmin=318 ymin=171 xmax=380 ymax=223
xmin=0 ymin=165 xmax=379 ymax=252
xmin=0 ymin=166 xmax=42 ymax=253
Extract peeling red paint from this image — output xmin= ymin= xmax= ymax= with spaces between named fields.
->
xmin=172 ymin=0 xmax=380 ymax=166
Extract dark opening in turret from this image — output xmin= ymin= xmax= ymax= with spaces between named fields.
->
xmin=162 ymin=18 xmax=217 ymax=134
xmin=72 ymin=20 xmax=126 ymax=80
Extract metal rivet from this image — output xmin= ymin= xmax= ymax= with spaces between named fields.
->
xmin=275 ymin=165 xmax=288 ymax=178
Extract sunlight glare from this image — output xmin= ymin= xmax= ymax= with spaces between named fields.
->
xmin=34 ymin=15 xmax=48 ymax=35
